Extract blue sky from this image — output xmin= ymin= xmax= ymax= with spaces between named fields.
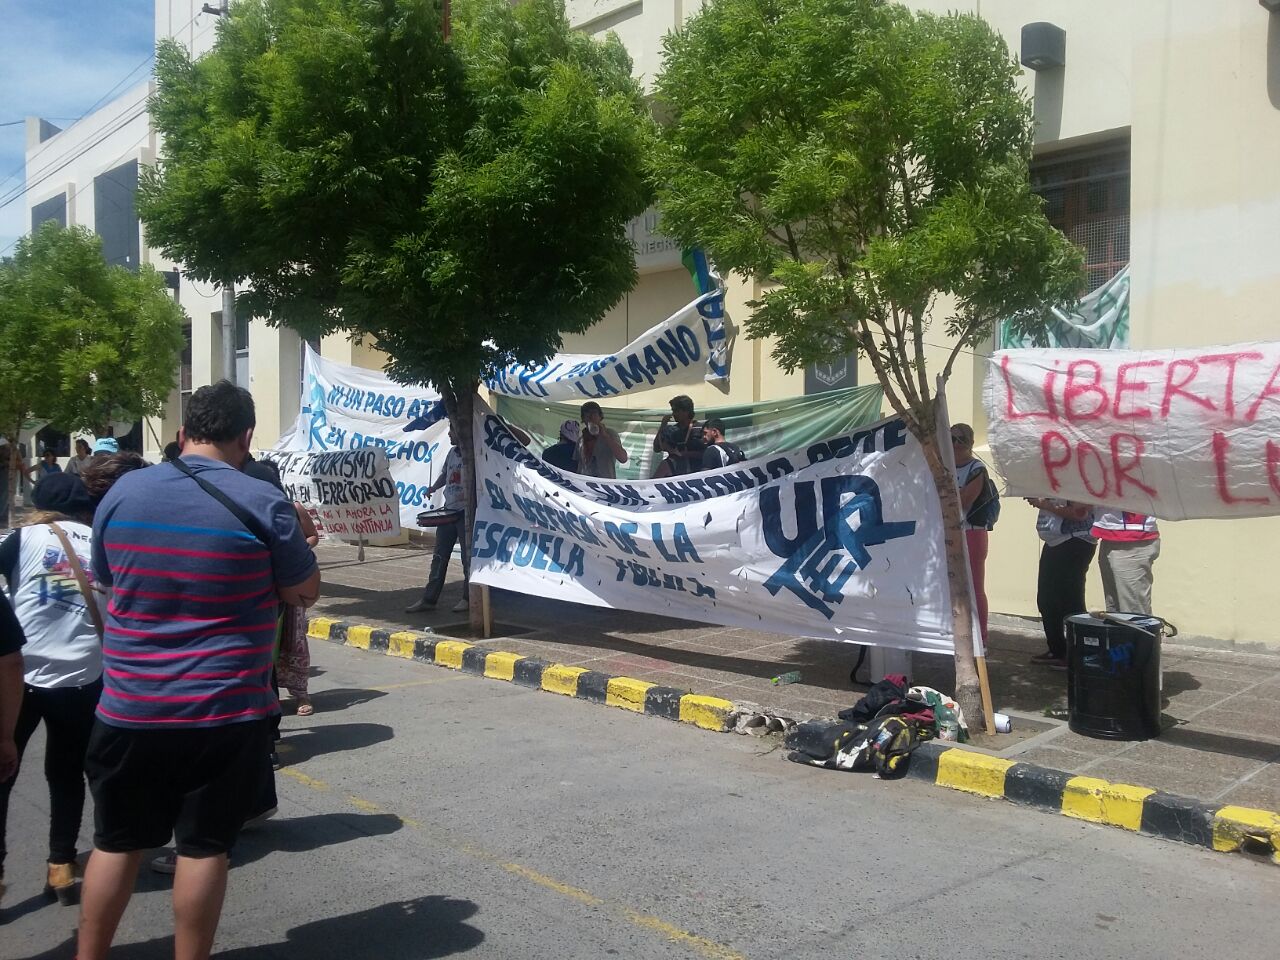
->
xmin=0 ymin=0 xmax=157 ymax=255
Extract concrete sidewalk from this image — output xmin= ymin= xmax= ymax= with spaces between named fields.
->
xmin=312 ymin=538 xmax=1280 ymax=813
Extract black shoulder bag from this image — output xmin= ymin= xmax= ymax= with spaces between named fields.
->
xmin=169 ymin=458 xmax=271 ymax=547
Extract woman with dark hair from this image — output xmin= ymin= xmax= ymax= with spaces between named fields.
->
xmin=80 ymin=452 xmax=148 ymax=506
xmin=65 ymin=440 xmax=93 ymax=477
xmin=0 ymin=473 xmax=102 ymax=906
xmin=243 ymin=460 xmax=318 ymax=716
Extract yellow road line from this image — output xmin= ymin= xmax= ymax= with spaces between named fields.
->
xmin=280 ymin=766 xmax=747 ymax=959
xmin=624 ymin=910 xmax=750 ymax=960
xmin=279 ymin=767 xmax=330 ymax=791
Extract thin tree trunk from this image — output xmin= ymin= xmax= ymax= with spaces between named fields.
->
xmin=5 ymin=415 xmax=24 ymax=530
xmin=921 ymin=432 xmax=985 ymax=732
xmin=443 ymin=380 xmax=482 ymax=635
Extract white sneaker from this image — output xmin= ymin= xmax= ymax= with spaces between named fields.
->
xmin=451 ymin=598 xmax=470 ymax=613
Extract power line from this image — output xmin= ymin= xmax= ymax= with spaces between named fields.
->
xmin=0 ymin=97 xmax=150 ymax=213
xmin=0 ymin=53 xmax=154 ymax=193
xmin=0 ymin=3 xmax=214 ymax=193
xmin=0 ymin=123 xmax=154 ymax=259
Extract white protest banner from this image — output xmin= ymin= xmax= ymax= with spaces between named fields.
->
xmin=483 ymin=289 xmax=730 ymax=401
xmin=275 ymin=346 xmax=450 ymax=527
xmin=263 ymin=448 xmax=403 ymax=542
xmin=470 ymin=402 xmax=960 ymax=654
xmin=984 ymin=342 xmax=1280 ymax=520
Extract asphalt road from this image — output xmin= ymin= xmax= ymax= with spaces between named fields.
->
xmin=4 ymin=639 xmax=1279 ymax=960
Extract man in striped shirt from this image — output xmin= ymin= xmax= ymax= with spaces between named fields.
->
xmin=80 ymin=381 xmax=320 ymax=960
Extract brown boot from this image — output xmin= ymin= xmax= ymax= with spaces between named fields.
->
xmin=44 ymin=861 xmax=78 ymax=905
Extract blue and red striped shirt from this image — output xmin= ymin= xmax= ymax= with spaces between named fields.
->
xmin=91 ymin=456 xmax=318 ymax=729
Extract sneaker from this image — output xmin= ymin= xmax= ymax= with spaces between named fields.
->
xmin=150 ymin=853 xmax=177 ymax=875
xmin=405 ymin=598 xmax=436 ymax=613
xmin=451 ymin=598 xmax=470 ymax=613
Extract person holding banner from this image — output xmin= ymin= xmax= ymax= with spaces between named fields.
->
xmin=1092 ymin=511 xmax=1160 ymax=616
xmin=576 ymin=402 xmax=628 ymax=479
xmin=1026 ymin=498 xmax=1096 ymax=668
xmin=653 ymin=395 xmax=706 ymax=477
xmin=407 ymin=426 xmax=470 ymax=615
xmin=542 ymin=421 xmax=580 ymax=473
xmin=701 ymin=419 xmax=746 ymax=469
xmin=952 ymin=423 xmax=995 ymax=646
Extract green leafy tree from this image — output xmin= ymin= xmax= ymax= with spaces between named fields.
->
xmin=652 ymin=0 xmax=1084 ymax=726
xmin=0 ymin=222 xmax=185 ymax=523
xmin=139 ymin=0 xmax=653 ymax=627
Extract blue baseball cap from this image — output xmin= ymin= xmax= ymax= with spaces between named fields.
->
xmin=91 ymin=437 xmax=119 ymax=454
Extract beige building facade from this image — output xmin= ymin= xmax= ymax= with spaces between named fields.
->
xmin=23 ymin=1 xmax=1280 ymax=644
xmin=565 ymin=0 xmax=1280 ymax=647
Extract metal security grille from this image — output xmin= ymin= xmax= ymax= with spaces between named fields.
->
xmin=1032 ymin=144 xmax=1130 ymax=292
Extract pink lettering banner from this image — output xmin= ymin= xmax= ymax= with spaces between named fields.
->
xmin=983 ymin=343 xmax=1280 ymax=520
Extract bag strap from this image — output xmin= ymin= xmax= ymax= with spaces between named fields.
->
xmin=48 ymin=522 xmax=104 ymax=641
xmin=169 ymin=458 xmax=271 ymax=547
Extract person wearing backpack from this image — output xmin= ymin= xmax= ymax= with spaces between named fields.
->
xmin=700 ymin=418 xmax=746 ymax=469
xmin=952 ymin=423 xmax=998 ymax=646
xmin=0 ymin=473 xmax=103 ymax=907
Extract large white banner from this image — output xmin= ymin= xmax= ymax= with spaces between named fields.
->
xmin=483 ymin=290 xmax=730 ymax=401
xmin=263 ymin=448 xmax=402 ymax=542
xmin=470 ymin=404 xmax=960 ymax=654
xmin=276 ymin=347 xmax=450 ymax=528
xmin=984 ymin=342 xmax=1280 ymax=520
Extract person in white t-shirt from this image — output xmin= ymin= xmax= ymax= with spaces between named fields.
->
xmin=407 ymin=426 xmax=470 ymax=614
xmin=64 ymin=439 xmax=93 ymax=477
xmin=0 ymin=473 xmax=102 ymax=906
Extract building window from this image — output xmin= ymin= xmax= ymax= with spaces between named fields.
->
xmin=1031 ymin=142 xmax=1130 ymax=292
xmin=94 ymin=160 xmax=140 ymax=271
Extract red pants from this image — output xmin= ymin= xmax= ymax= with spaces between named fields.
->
xmin=965 ymin=527 xmax=990 ymax=647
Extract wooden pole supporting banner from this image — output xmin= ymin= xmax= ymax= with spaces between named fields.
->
xmin=975 ymin=654 xmax=996 ymax=735
xmin=481 ymin=585 xmax=493 ymax=639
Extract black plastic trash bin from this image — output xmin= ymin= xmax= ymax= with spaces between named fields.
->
xmin=1065 ymin=613 xmax=1164 ymax=740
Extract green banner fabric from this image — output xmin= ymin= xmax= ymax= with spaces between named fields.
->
xmin=495 ymin=383 xmax=885 ymax=480
xmin=998 ymin=264 xmax=1130 ymax=350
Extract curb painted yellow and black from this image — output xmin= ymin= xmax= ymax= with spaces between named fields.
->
xmin=306 ymin=616 xmax=738 ymax=732
xmin=788 ymin=721 xmax=1280 ymax=865
xmin=307 ymin=614 xmax=1279 ymax=866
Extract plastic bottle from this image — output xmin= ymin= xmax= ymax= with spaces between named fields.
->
xmin=771 ymin=671 xmax=802 ymax=685
xmin=935 ymin=702 xmax=960 ymax=741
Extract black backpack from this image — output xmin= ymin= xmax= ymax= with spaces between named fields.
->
xmin=714 ymin=441 xmax=746 ymax=466
xmin=964 ymin=467 xmax=1001 ymax=530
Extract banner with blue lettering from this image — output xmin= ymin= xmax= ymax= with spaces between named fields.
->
xmin=275 ymin=347 xmax=449 ymax=529
xmin=484 ymin=290 xmax=731 ymax=401
xmin=470 ymin=401 xmax=960 ymax=654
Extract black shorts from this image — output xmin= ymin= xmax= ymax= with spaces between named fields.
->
xmin=85 ymin=718 xmax=273 ymax=858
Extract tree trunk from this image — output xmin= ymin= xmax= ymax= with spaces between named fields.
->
xmin=920 ymin=431 xmax=986 ymax=733
xmin=443 ymin=381 xmax=483 ymax=635
xmin=5 ymin=415 xmax=24 ymax=530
